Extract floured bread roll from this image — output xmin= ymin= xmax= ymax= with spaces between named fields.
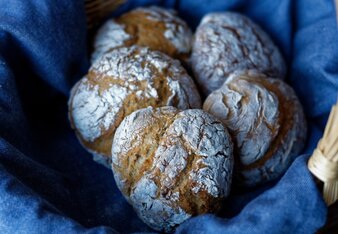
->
xmin=68 ymin=46 xmax=201 ymax=167
xmin=92 ymin=6 xmax=192 ymax=63
xmin=203 ymin=70 xmax=307 ymax=187
xmin=112 ymin=106 xmax=233 ymax=232
xmin=191 ymin=12 xmax=286 ymax=96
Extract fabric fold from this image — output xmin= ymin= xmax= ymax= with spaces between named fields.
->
xmin=0 ymin=0 xmax=336 ymax=233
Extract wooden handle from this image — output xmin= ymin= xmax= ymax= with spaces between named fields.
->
xmin=308 ymin=102 xmax=338 ymax=206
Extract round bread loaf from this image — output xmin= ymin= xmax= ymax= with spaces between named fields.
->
xmin=68 ymin=46 xmax=201 ymax=167
xmin=111 ymin=106 xmax=233 ymax=232
xmin=190 ymin=12 xmax=286 ymax=96
xmin=92 ymin=6 xmax=192 ymax=63
xmin=203 ymin=70 xmax=307 ymax=187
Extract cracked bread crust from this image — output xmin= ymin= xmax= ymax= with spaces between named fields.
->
xmin=92 ymin=6 xmax=192 ymax=63
xmin=190 ymin=12 xmax=286 ymax=96
xmin=111 ymin=106 xmax=233 ymax=232
xmin=68 ymin=46 xmax=201 ymax=167
xmin=203 ymin=70 xmax=307 ymax=187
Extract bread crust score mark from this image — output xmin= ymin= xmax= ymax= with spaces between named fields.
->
xmin=112 ymin=107 xmax=233 ymax=232
xmin=68 ymin=46 xmax=201 ymax=167
xmin=190 ymin=12 xmax=286 ymax=96
xmin=203 ymin=70 xmax=307 ymax=187
xmin=92 ymin=6 xmax=192 ymax=63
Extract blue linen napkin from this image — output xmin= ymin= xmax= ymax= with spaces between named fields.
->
xmin=0 ymin=0 xmax=337 ymax=233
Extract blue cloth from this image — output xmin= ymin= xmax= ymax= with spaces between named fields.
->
xmin=0 ymin=0 xmax=337 ymax=233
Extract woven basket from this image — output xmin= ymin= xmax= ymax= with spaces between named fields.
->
xmin=84 ymin=0 xmax=338 ymax=232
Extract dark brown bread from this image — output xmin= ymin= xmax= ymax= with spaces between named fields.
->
xmin=191 ymin=12 xmax=286 ymax=96
xmin=112 ymin=106 xmax=233 ymax=232
xmin=68 ymin=46 xmax=201 ymax=167
xmin=203 ymin=70 xmax=307 ymax=187
xmin=92 ymin=6 xmax=192 ymax=63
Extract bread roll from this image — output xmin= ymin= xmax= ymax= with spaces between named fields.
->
xmin=92 ymin=6 xmax=192 ymax=63
xmin=203 ymin=70 xmax=307 ymax=187
xmin=112 ymin=106 xmax=233 ymax=232
xmin=191 ymin=12 xmax=286 ymax=96
xmin=68 ymin=46 xmax=201 ymax=167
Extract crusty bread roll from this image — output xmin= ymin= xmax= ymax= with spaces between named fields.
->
xmin=92 ymin=6 xmax=192 ymax=63
xmin=111 ymin=106 xmax=233 ymax=232
xmin=190 ymin=12 xmax=286 ymax=96
xmin=203 ymin=70 xmax=307 ymax=187
xmin=68 ymin=46 xmax=201 ymax=167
